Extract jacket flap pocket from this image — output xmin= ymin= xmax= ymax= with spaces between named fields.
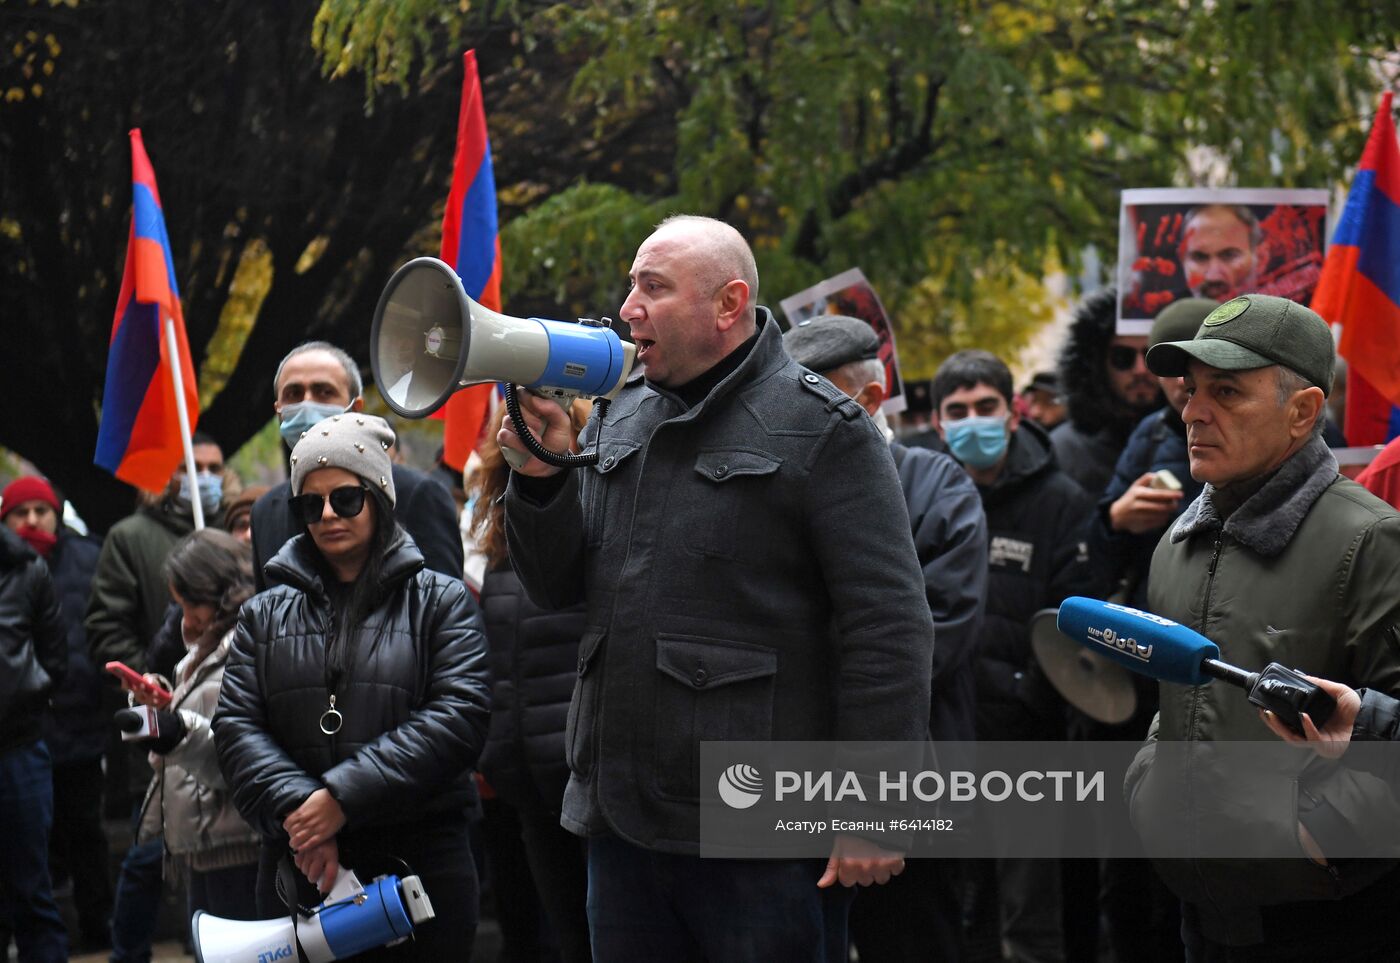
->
xmin=576 ymin=628 xmax=606 ymax=675
xmin=693 ymin=448 xmax=783 ymax=483
xmin=592 ymin=441 xmax=640 ymax=475
xmin=655 ymin=635 xmax=778 ymax=690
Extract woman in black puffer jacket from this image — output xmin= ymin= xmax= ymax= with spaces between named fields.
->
xmin=214 ymin=415 xmax=491 ymax=960
xmin=472 ymin=403 xmax=591 ymax=963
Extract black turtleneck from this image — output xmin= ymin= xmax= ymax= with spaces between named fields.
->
xmin=658 ymin=329 xmax=761 ymax=410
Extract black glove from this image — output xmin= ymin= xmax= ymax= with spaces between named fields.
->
xmin=148 ymin=709 xmax=187 ymax=754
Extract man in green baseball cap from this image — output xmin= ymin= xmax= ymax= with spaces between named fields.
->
xmin=1127 ymin=292 xmax=1400 ymax=957
xmin=1144 ymin=293 xmax=1333 ymax=487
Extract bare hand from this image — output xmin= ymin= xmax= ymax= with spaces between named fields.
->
xmin=497 ymin=390 xmax=573 ymax=478
xmin=1258 ymin=675 xmax=1363 ymax=759
xmin=816 ymin=834 xmax=905 ymax=888
xmin=1298 ymin=822 xmax=1327 ymax=866
xmin=1108 ymin=473 xmax=1184 ymax=534
xmin=293 ymin=838 xmax=340 ymax=894
xmin=284 ymin=788 xmax=347 ymax=852
xmin=121 ymin=673 xmax=168 ymax=708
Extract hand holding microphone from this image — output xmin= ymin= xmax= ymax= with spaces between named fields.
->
xmin=1055 ymin=597 xmax=1337 ymax=735
xmin=1258 ymin=675 xmax=1363 ymax=757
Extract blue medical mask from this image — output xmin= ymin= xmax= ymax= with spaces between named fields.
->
xmin=174 ymin=472 xmax=223 ymax=516
xmin=944 ymin=415 xmax=1010 ymax=469
xmin=278 ymin=401 xmax=349 ymax=449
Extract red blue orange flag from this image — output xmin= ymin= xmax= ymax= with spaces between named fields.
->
xmin=436 ymin=49 xmax=500 ymax=472
xmin=94 ymin=129 xmax=200 ymax=492
xmin=1316 ymin=91 xmax=1400 ymax=446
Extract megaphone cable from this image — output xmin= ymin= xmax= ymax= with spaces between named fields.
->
xmin=504 ymin=383 xmax=612 ymax=469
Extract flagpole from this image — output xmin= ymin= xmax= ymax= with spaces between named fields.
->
xmin=164 ymin=314 xmax=204 ymax=531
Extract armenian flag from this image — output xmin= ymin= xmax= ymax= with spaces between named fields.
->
xmin=1316 ymin=92 xmax=1400 ymax=446
xmin=94 ymin=129 xmax=199 ymax=492
xmin=436 ymin=49 xmax=500 ymax=472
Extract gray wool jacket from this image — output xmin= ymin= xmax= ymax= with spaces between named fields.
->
xmin=505 ymin=311 xmax=935 ymax=854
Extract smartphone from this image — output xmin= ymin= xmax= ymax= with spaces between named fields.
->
xmin=1149 ymin=469 xmax=1183 ymax=492
xmin=105 ymin=661 xmax=173 ymax=708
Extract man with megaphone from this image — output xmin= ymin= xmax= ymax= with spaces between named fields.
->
xmin=500 ymin=215 xmax=935 ymax=959
xmin=1124 ymin=294 xmax=1400 ymax=959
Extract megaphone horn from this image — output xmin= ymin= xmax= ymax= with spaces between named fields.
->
xmin=369 ymin=256 xmax=636 ymax=421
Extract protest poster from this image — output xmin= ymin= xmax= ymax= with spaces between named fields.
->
xmin=779 ymin=268 xmax=906 ymax=413
xmin=1117 ymin=188 xmax=1329 ymax=335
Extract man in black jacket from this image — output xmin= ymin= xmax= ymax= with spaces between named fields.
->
xmin=0 ymin=523 xmax=67 ymax=961
xmin=931 ymin=349 xmax=1100 ymax=963
xmin=250 ymin=341 xmax=464 ymax=588
xmin=2 ymin=477 xmax=111 ymax=951
xmin=503 ymin=216 xmax=934 ymax=958
xmin=1050 ymin=288 xmax=1164 ymax=498
xmin=785 ymin=315 xmax=987 ymax=963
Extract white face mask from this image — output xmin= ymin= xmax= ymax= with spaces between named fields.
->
xmin=278 ymin=401 xmax=349 ymax=449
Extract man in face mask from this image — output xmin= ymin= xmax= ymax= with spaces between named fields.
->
xmin=170 ymin=434 xmax=226 ymax=521
xmin=248 ymin=341 xmax=465 ymax=590
xmin=931 ymin=349 xmax=1103 ymax=963
xmin=1 ymin=477 xmax=111 ymax=950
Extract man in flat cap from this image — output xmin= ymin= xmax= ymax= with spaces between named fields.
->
xmin=1126 ymin=294 xmax=1400 ymax=958
xmin=786 ymin=315 xmax=987 ymax=962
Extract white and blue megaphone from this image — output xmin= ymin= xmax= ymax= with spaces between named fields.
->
xmin=192 ymin=866 xmax=433 ymax=963
xmin=369 ymin=256 xmax=637 ymax=470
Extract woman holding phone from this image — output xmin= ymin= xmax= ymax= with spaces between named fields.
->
xmin=120 ymin=529 xmax=262 ymax=926
xmin=214 ymin=415 xmax=491 ymax=960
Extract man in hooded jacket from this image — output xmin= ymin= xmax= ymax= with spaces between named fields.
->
xmin=1051 ymin=288 xmax=1164 ymax=499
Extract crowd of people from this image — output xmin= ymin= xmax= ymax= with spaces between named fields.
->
xmin=2 ymin=212 xmax=1399 ymax=963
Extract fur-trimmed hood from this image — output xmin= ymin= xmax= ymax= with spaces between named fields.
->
xmin=1057 ymin=287 xmax=1160 ymax=441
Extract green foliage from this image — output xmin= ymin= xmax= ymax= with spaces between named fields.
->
xmin=313 ymin=0 xmax=1395 ymax=372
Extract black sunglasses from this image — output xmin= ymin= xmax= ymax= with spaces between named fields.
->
xmin=1107 ymin=344 xmax=1149 ymax=372
xmin=289 ymin=485 xmax=368 ymax=527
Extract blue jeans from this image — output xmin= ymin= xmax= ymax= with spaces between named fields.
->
xmin=108 ymin=824 xmax=164 ymax=963
xmin=0 ymin=740 xmax=68 ymax=962
xmin=586 ymin=833 xmax=853 ymax=962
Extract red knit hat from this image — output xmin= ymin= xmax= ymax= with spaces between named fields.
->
xmin=1 ymin=476 xmax=60 ymax=520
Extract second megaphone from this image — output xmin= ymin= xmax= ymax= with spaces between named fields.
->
xmin=370 ymin=256 xmax=636 ymax=419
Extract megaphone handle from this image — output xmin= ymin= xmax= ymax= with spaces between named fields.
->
xmin=504 ymin=383 xmax=608 ymax=470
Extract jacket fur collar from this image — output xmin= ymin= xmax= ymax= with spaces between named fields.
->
xmin=1169 ymin=434 xmax=1338 ymax=557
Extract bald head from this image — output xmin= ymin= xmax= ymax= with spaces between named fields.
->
xmin=654 ymin=215 xmax=759 ymax=324
xmin=620 ymin=215 xmax=761 ymax=387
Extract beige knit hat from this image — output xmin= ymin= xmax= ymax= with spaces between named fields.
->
xmin=289 ymin=414 xmax=396 ymax=507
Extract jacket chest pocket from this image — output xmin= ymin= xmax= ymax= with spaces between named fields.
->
xmin=564 ymin=628 xmax=606 ymax=778
xmin=583 ymin=442 xmax=640 ymax=548
xmin=685 ymin=449 xmax=784 ymax=560
xmin=651 ymin=635 xmax=778 ymax=800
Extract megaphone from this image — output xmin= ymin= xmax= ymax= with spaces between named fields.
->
xmin=192 ymin=868 xmax=433 ymax=963
xmin=370 ymin=256 xmax=637 ymax=469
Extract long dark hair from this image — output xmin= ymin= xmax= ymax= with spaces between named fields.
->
xmin=163 ymin=529 xmax=255 ymax=658
xmin=317 ymin=485 xmax=398 ymax=661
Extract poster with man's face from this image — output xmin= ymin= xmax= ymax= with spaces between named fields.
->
xmin=1116 ymin=188 xmax=1329 ymax=335
xmin=779 ymin=268 xmax=906 ymax=414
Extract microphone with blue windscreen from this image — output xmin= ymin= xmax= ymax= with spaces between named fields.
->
xmin=1055 ymin=597 xmax=1335 ymax=734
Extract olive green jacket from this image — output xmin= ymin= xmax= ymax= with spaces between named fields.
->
xmin=1127 ymin=435 xmax=1400 ymax=945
